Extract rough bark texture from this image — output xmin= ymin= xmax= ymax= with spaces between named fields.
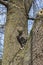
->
xmin=1 ymin=1 xmax=43 ymax=65
xmin=1 ymin=0 xmax=43 ymax=65
xmin=2 ymin=0 xmax=32 ymax=65
xmin=31 ymin=19 xmax=43 ymax=65
xmin=0 ymin=59 xmax=2 ymax=65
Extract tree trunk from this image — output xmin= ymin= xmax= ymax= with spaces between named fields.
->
xmin=2 ymin=0 xmax=32 ymax=65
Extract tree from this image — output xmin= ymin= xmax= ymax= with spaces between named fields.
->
xmin=1 ymin=0 xmax=33 ymax=65
xmin=0 ymin=0 xmax=8 ymax=7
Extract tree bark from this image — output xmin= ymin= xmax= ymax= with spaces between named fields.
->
xmin=0 ymin=0 xmax=8 ymax=7
xmin=2 ymin=0 xmax=32 ymax=65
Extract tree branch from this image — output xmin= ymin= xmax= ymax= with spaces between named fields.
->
xmin=0 ymin=0 xmax=8 ymax=7
xmin=24 ymin=0 xmax=33 ymax=13
xmin=28 ymin=17 xmax=43 ymax=20
xmin=24 ymin=0 xmax=33 ymax=19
